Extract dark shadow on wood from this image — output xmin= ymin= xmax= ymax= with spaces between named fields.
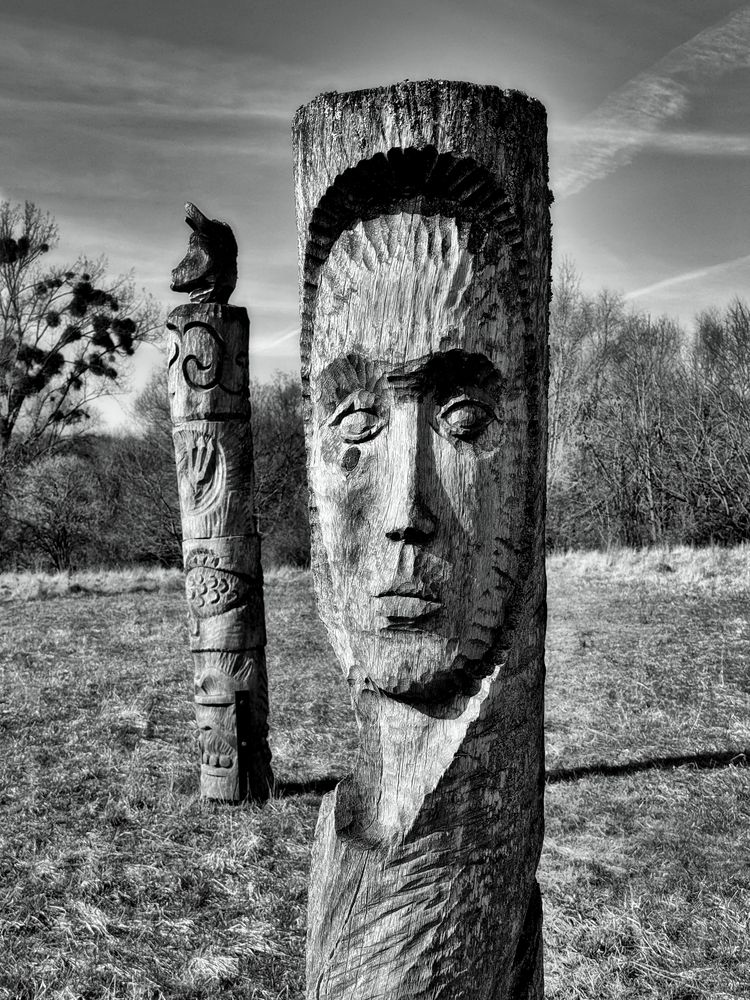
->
xmin=273 ymin=776 xmax=340 ymax=798
xmin=547 ymin=749 xmax=749 ymax=785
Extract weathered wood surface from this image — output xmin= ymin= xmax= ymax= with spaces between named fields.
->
xmin=167 ymin=303 xmax=251 ymax=422
xmin=293 ymin=80 xmax=550 ymax=998
xmin=167 ymin=298 xmax=272 ymax=802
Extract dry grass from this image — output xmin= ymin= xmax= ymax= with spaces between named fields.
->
xmin=0 ymin=566 xmax=184 ymax=603
xmin=0 ymin=565 xmax=309 ymax=604
xmin=0 ymin=548 xmax=748 ymax=998
xmin=549 ymin=542 xmax=750 ymax=593
xmin=544 ymin=547 xmax=750 ymax=999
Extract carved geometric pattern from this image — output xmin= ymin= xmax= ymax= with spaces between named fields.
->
xmin=184 ymin=548 xmax=249 ymax=618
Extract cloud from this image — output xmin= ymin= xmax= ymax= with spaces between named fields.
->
xmin=624 ymin=252 xmax=750 ymax=301
xmin=559 ymin=124 xmax=750 ymax=159
xmin=555 ymin=5 xmax=750 ymax=198
xmin=0 ymin=17 xmax=311 ymax=121
xmin=0 ymin=16 xmax=314 ymax=215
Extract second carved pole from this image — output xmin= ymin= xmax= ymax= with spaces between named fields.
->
xmin=168 ymin=301 xmax=272 ymax=802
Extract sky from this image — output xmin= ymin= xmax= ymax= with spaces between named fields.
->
xmin=2 ymin=0 xmax=749 ymax=427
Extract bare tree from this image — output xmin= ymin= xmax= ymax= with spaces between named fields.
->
xmin=547 ymin=262 xmax=627 ymax=545
xmin=680 ymin=299 xmax=750 ymax=542
xmin=0 ymin=201 xmax=160 ymax=464
xmin=250 ymin=372 xmax=309 ymax=565
xmin=119 ymin=368 xmax=182 ymax=564
xmin=7 ymin=453 xmax=107 ymax=570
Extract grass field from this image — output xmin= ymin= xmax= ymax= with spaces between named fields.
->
xmin=1 ymin=548 xmax=748 ymax=999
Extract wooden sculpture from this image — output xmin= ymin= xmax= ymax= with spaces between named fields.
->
xmin=168 ymin=202 xmax=272 ymax=802
xmin=293 ymin=82 xmax=551 ymax=998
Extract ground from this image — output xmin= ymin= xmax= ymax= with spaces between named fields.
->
xmin=0 ymin=548 xmax=748 ymax=999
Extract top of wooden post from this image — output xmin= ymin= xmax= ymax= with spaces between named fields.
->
xmin=292 ymin=80 xmax=550 ymax=380
xmin=293 ymin=79 xmax=548 ymax=249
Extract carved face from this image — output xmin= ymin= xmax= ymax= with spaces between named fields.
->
xmin=308 ymin=213 xmax=530 ymax=703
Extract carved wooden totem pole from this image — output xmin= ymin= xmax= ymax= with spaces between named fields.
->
xmin=168 ymin=202 xmax=272 ymax=802
xmin=293 ymin=82 xmax=550 ymax=998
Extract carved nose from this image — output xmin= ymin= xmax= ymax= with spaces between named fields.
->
xmin=385 ymin=502 xmax=436 ymax=544
xmin=384 ymin=403 xmax=436 ymax=544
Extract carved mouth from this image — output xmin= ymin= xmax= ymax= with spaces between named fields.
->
xmin=198 ymin=725 xmax=235 ymax=771
xmin=374 ymin=594 xmax=442 ymax=626
xmin=202 ymin=753 xmax=234 ymax=770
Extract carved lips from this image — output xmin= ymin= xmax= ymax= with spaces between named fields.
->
xmin=374 ymin=579 xmax=442 ymax=627
xmin=195 ymin=707 xmax=236 ymax=771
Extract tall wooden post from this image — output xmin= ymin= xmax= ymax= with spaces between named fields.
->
xmin=293 ymin=82 xmax=551 ymax=998
xmin=168 ymin=203 xmax=272 ymax=802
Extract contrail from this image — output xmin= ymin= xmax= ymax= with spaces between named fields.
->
xmin=624 ymin=252 xmax=750 ymax=300
xmin=251 ymin=327 xmax=300 ymax=353
xmin=556 ymin=5 xmax=750 ymax=198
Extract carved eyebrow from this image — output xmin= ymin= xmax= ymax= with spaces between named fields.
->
xmin=386 ymin=350 xmax=502 ymax=396
xmin=317 ymin=350 xmax=500 ymax=408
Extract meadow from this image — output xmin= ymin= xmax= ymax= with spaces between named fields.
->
xmin=0 ymin=548 xmax=748 ymax=1000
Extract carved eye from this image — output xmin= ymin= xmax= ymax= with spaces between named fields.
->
xmin=337 ymin=409 xmax=381 ymax=442
xmin=438 ymin=395 xmax=496 ymax=440
xmin=329 ymin=391 xmax=384 ymax=443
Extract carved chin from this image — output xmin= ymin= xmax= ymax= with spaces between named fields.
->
xmin=340 ymin=628 xmax=497 ymax=708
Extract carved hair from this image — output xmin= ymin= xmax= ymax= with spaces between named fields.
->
xmin=298 ymin=144 xmax=533 ymax=384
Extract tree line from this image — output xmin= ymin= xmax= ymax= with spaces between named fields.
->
xmin=1 ymin=201 xmax=750 ymax=570
xmin=548 ymin=261 xmax=750 ymax=548
xmin=0 ymin=369 xmax=309 ymax=572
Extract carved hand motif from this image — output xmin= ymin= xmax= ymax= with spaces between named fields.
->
xmin=174 ymin=427 xmax=225 ymax=515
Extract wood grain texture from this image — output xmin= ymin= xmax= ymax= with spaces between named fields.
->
xmin=293 ymin=81 xmax=550 ymax=998
xmin=167 ymin=302 xmax=272 ymax=802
